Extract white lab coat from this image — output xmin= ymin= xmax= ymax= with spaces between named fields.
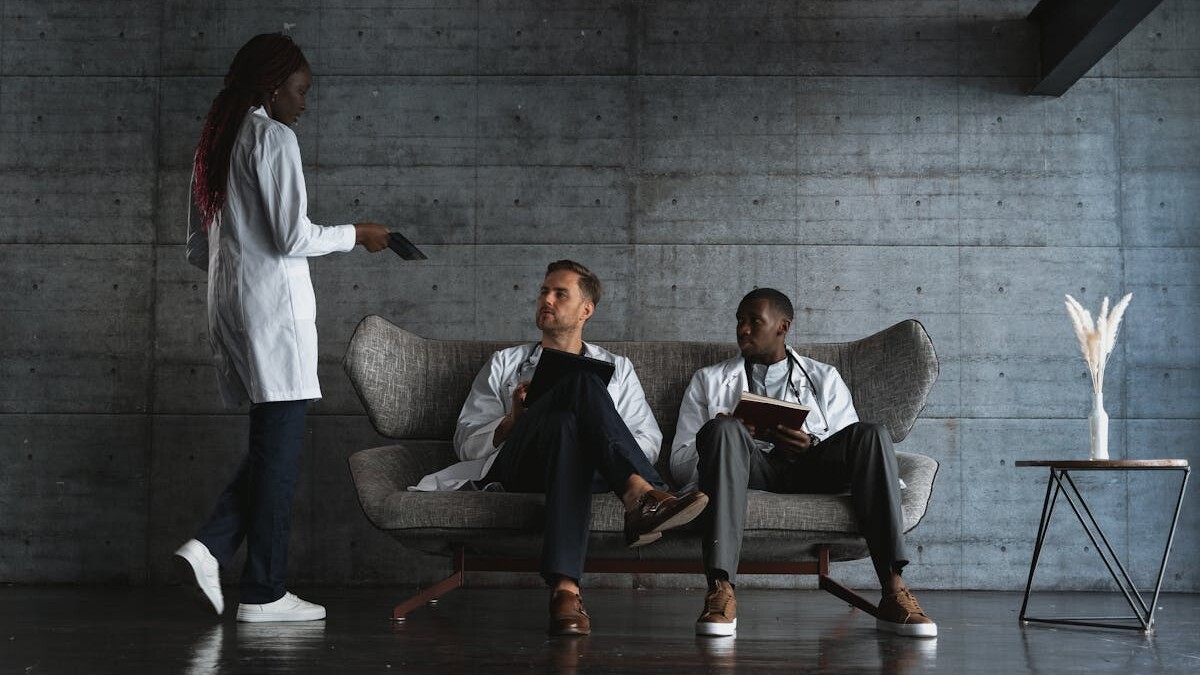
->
xmin=669 ymin=347 xmax=859 ymax=487
xmin=186 ymin=106 xmax=356 ymax=407
xmin=412 ymin=342 xmax=663 ymax=491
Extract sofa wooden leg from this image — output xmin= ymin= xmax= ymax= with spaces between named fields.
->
xmin=393 ymin=547 xmax=466 ymax=621
xmin=816 ymin=545 xmax=879 ymax=618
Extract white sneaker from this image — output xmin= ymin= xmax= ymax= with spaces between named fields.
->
xmin=237 ymin=592 xmax=326 ymax=623
xmin=174 ymin=539 xmax=224 ymax=615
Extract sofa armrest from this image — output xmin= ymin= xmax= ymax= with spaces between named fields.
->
xmin=347 ymin=442 xmax=457 ymax=529
xmin=896 ymin=451 xmax=939 ymax=532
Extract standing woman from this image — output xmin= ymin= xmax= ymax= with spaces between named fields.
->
xmin=175 ymin=33 xmax=390 ymax=622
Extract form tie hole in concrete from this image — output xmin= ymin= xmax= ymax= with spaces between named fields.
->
xmin=834 ymin=31 xmax=840 ymax=37
xmin=190 ymin=368 xmax=196 ymax=375
xmin=999 ymin=372 xmax=1005 ymax=378
xmin=996 ymin=116 xmax=1003 ymax=123
xmin=1164 ymin=372 xmax=1170 ymax=379
xmin=915 ymin=200 xmax=921 ymax=206
xmin=516 ymin=30 xmax=522 ymax=37
xmin=514 ymin=198 xmax=520 ymax=205
xmin=595 ymin=199 xmax=601 ymax=205
xmin=32 ymin=283 xmax=38 ymax=290
xmin=514 ymin=115 xmax=521 ymax=122
xmin=352 ymin=284 xmax=359 ymax=290
xmin=112 ymin=284 xmax=119 ymax=291
xmin=671 ymin=198 xmax=677 ymax=205
xmin=433 ymin=198 xmax=439 ymax=205
xmin=192 ymin=284 xmax=198 ymax=291
xmin=34 ymin=198 xmax=40 ymax=204
xmin=997 ymin=200 xmax=1003 ymax=207
xmin=916 ymin=286 xmax=922 ymax=294
xmin=119 ymin=31 xmax=125 ymax=39
xmin=1077 ymin=201 xmax=1083 ymax=207
xmin=29 ymin=367 xmax=36 ymax=374
xmin=1000 ymin=459 xmax=1006 ymax=466
xmin=915 ymin=116 xmax=921 ymax=122
xmin=673 ymin=30 xmax=679 ymax=36
xmin=114 ymin=198 xmax=121 ymax=205
xmin=434 ymin=115 xmax=440 ymax=121
xmin=1076 ymin=117 xmax=1082 ymax=123
xmin=432 ymin=284 xmax=438 ymax=291
xmin=998 ymin=286 xmax=1005 ymax=293
xmin=1160 ymin=201 xmax=1166 ymax=208
xmin=1079 ymin=287 xmax=1086 ymax=294
xmin=513 ymin=284 xmax=520 ymax=291
xmin=671 ymin=285 xmax=677 ymax=291
xmin=358 ymin=30 xmax=363 ymax=37
xmin=596 ymin=115 xmax=602 ymax=121
xmin=672 ymin=115 xmax=678 ymax=121
xmin=915 ymin=31 xmax=921 ymax=38
xmin=752 ymin=199 xmax=759 ymax=205
xmin=834 ymin=199 xmax=840 ymax=206
xmin=1001 ymin=546 xmax=1007 ymax=552
xmin=753 ymin=115 xmax=759 ymax=121
xmin=1157 ymin=117 xmax=1163 ymax=123
xmin=354 ymin=199 xmax=359 ymax=205
xmin=109 ymin=368 xmax=116 ymax=375
xmin=834 ymin=115 xmax=840 ymax=122
xmin=355 ymin=115 xmax=362 ymax=121
xmin=834 ymin=285 xmax=841 ymax=292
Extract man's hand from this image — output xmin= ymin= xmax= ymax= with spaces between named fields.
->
xmin=354 ymin=222 xmax=390 ymax=252
xmin=763 ymin=424 xmax=813 ymax=455
xmin=510 ymin=381 xmax=530 ymax=420
xmin=493 ymin=381 xmax=530 ymax=447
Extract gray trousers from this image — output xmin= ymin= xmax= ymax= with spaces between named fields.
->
xmin=696 ymin=416 xmax=907 ymax=587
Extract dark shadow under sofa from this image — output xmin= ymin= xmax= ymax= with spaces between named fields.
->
xmin=343 ymin=315 xmax=940 ymax=620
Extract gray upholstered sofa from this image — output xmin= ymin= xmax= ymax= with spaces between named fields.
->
xmin=344 ymin=315 xmax=940 ymax=619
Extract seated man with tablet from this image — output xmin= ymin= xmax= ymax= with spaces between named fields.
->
xmin=670 ymin=288 xmax=936 ymax=639
xmin=413 ymin=260 xmax=707 ymax=636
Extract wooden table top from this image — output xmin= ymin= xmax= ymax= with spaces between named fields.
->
xmin=1015 ymin=459 xmax=1189 ymax=469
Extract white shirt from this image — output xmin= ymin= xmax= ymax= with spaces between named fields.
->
xmin=186 ymin=107 xmax=356 ymax=406
xmin=669 ymin=346 xmax=859 ymax=487
xmin=412 ymin=342 xmax=663 ymax=491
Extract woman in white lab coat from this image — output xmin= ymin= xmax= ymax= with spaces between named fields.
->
xmin=174 ymin=33 xmax=390 ymax=623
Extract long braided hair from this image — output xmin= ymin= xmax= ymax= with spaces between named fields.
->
xmin=192 ymin=33 xmax=309 ymax=230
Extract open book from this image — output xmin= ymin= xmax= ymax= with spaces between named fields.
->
xmin=732 ymin=391 xmax=810 ymax=440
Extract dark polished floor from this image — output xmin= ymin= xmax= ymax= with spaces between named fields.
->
xmin=2 ymin=586 xmax=1198 ymax=674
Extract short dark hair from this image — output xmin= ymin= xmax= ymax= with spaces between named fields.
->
xmin=739 ymin=287 xmax=793 ymax=320
xmin=545 ymin=260 xmax=602 ymax=305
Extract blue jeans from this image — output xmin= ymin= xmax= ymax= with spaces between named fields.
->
xmin=195 ymin=400 xmax=307 ymax=604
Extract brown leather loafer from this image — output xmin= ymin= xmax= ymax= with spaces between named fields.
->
xmin=549 ymin=590 xmax=591 ymax=636
xmin=623 ymin=489 xmax=709 ymax=548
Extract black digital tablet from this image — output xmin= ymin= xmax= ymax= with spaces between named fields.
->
xmin=525 ymin=348 xmax=616 ymax=405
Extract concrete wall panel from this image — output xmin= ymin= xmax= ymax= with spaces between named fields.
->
xmin=1117 ymin=1 xmax=1200 ymax=77
xmin=477 ymin=77 xmax=632 ymax=167
xmin=477 ymin=1 xmax=636 ymax=76
xmin=1124 ymin=248 xmax=1200 ymax=420
xmin=1126 ymin=421 xmax=1199 ymax=592
xmin=0 ymin=77 xmax=157 ymax=244
xmin=0 ymin=245 xmax=153 ymax=414
xmin=318 ymin=1 xmax=479 ymax=76
xmin=160 ymin=2 xmax=323 ymax=76
xmin=640 ymin=1 xmax=797 ymax=76
xmin=476 ymin=166 xmax=631 ymax=244
xmin=0 ymin=415 xmax=148 ymax=583
xmin=1 ymin=1 xmax=160 ymax=76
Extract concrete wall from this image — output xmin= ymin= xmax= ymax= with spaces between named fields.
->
xmin=1 ymin=0 xmax=1197 ymax=592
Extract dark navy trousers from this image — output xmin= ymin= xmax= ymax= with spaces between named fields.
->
xmin=483 ymin=371 xmax=667 ymax=584
xmin=195 ymin=400 xmax=308 ymax=604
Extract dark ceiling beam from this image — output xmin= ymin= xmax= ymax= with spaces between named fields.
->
xmin=1027 ymin=0 xmax=1165 ymax=96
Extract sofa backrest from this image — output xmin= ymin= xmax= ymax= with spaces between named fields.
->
xmin=343 ymin=315 xmax=938 ymax=450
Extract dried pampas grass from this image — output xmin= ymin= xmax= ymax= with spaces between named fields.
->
xmin=1064 ymin=293 xmax=1132 ymax=393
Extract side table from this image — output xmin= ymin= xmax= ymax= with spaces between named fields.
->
xmin=1016 ymin=459 xmax=1190 ymax=631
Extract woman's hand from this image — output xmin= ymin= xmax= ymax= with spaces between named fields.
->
xmin=354 ymin=222 xmax=390 ymax=252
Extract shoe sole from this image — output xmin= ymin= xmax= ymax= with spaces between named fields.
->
xmin=626 ymin=494 xmax=710 ymax=548
xmin=237 ymin=608 xmax=326 ymax=623
xmin=173 ymin=552 xmax=223 ymax=616
xmin=876 ymin=618 xmax=937 ymax=638
xmin=696 ymin=618 xmax=737 ymax=637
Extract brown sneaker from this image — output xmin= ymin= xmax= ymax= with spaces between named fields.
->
xmin=548 ymin=590 xmax=590 ymax=636
xmin=695 ymin=579 xmax=737 ymax=636
xmin=876 ymin=588 xmax=937 ymax=637
xmin=624 ymin=489 xmax=708 ymax=548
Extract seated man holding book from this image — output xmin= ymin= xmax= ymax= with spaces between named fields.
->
xmin=670 ymin=288 xmax=936 ymax=638
xmin=413 ymin=259 xmax=707 ymax=636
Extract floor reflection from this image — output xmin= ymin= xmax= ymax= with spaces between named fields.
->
xmin=546 ymin=635 xmax=590 ymax=674
xmin=184 ymin=624 xmax=224 ymax=675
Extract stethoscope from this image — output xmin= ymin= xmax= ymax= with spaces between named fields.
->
xmin=743 ymin=352 xmax=831 ymax=437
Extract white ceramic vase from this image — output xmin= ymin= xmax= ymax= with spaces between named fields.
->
xmin=1089 ymin=391 xmax=1109 ymax=461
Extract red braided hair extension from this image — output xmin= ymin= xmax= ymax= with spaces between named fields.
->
xmin=192 ymin=33 xmax=308 ymax=230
